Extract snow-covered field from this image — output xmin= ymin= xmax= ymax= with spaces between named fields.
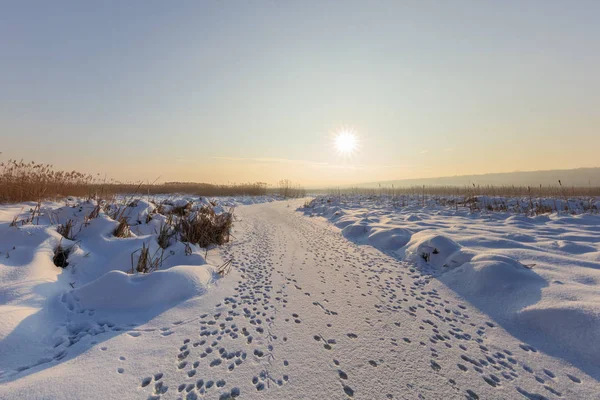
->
xmin=1 ymin=195 xmax=599 ymax=399
xmin=303 ymin=196 xmax=600 ymax=379
xmin=0 ymin=195 xmax=275 ymax=393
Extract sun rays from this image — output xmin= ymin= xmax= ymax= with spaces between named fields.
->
xmin=332 ymin=129 xmax=359 ymax=156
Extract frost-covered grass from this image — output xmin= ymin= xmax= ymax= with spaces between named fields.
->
xmin=302 ymin=195 xmax=600 ymax=375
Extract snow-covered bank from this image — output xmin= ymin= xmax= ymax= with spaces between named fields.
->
xmin=0 ymin=195 xmax=266 ymax=383
xmin=302 ymin=196 xmax=600 ymax=378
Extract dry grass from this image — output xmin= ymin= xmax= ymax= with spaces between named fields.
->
xmin=0 ymin=159 xmax=95 ymax=203
xmin=156 ymin=221 xmax=175 ymax=249
xmin=130 ymin=243 xmax=169 ymax=274
xmin=0 ymin=158 xmax=240 ymax=274
xmin=217 ymin=259 xmax=233 ymax=276
xmin=178 ymin=209 xmax=234 ymax=248
xmin=57 ymin=219 xmax=75 ymax=240
xmin=87 ymin=203 xmax=102 ymax=220
xmin=323 ymin=183 xmax=600 ymax=198
xmin=313 ymin=186 xmax=599 ymax=215
xmin=9 ymin=207 xmax=24 ymax=227
xmin=278 ymin=179 xmax=306 ymax=198
xmin=171 ymin=201 xmax=193 ymax=216
xmin=0 ymin=158 xmax=269 ymax=204
xmin=9 ymin=202 xmax=42 ymax=226
xmin=114 ymin=218 xmax=131 ymax=238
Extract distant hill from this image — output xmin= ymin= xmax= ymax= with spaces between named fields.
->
xmin=349 ymin=167 xmax=600 ymax=188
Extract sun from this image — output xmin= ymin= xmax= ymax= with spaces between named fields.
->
xmin=333 ymin=130 xmax=358 ymax=155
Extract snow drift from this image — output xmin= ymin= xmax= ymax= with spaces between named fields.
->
xmin=65 ymin=265 xmax=215 ymax=311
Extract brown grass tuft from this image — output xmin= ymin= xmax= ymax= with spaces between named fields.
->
xmin=87 ymin=204 xmax=102 ymax=220
xmin=114 ymin=218 xmax=131 ymax=238
xmin=172 ymin=202 xmax=192 ymax=216
xmin=178 ymin=208 xmax=233 ymax=248
xmin=130 ymin=243 xmax=170 ymax=274
xmin=157 ymin=221 xmax=175 ymax=249
xmin=57 ymin=219 xmax=75 ymax=240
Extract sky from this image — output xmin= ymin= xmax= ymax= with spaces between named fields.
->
xmin=1 ymin=1 xmax=599 ymax=187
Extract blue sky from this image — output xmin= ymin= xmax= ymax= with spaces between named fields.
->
xmin=1 ymin=1 xmax=599 ymax=185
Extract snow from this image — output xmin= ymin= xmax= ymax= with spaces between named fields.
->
xmin=304 ymin=195 xmax=600 ymax=379
xmin=66 ymin=266 xmax=214 ymax=311
xmin=1 ymin=195 xmax=599 ymax=399
xmin=0 ymin=195 xmax=275 ymax=387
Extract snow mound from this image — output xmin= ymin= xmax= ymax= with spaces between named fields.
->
xmin=404 ymin=231 xmax=473 ymax=271
xmin=341 ymin=222 xmax=371 ymax=239
xmin=67 ymin=265 xmax=215 ymax=311
xmin=554 ymin=240 xmax=597 ymax=254
xmin=325 ymin=206 xmax=344 ymax=219
xmin=367 ymin=227 xmax=411 ymax=251
xmin=439 ymin=254 xmax=543 ymax=297
xmin=121 ymin=199 xmax=156 ymax=223
xmin=517 ymin=303 xmax=600 ymax=365
xmin=332 ymin=217 xmax=357 ymax=229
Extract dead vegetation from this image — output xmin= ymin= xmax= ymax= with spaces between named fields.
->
xmin=156 ymin=221 xmax=175 ymax=249
xmin=323 ymin=183 xmax=600 ymax=198
xmin=87 ymin=204 xmax=102 ymax=220
xmin=178 ymin=208 xmax=234 ymax=248
xmin=9 ymin=202 xmax=42 ymax=226
xmin=130 ymin=243 xmax=169 ymax=274
xmin=217 ymin=259 xmax=233 ymax=276
xmin=171 ymin=201 xmax=193 ymax=216
xmin=0 ymin=158 xmax=268 ymax=204
xmin=312 ymin=186 xmax=599 ymax=215
xmin=125 ymin=201 xmax=234 ymax=273
xmin=2 ymin=159 xmax=242 ymax=276
xmin=278 ymin=179 xmax=306 ymax=198
xmin=40 ymin=195 xmax=235 ymax=274
xmin=57 ymin=219 xmax=75 ymax=240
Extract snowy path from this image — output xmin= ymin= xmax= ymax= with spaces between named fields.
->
xmin=1 ymin=199 xmax=598 ymax=399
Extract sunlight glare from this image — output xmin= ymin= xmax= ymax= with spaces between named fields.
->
xmin=334 ymin=130 xmax=358 ymax=156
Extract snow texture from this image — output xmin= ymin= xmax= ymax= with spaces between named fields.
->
xmin=0 ymin=196 xmax=598 ymax=399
